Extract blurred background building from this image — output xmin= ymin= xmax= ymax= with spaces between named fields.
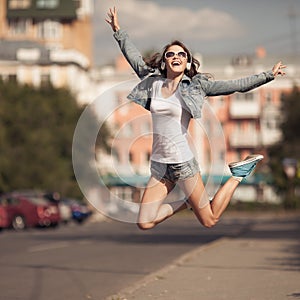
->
xmin=96 ymin=52 xmax=300 ymax=204
xmin=0 ymin=0 xmax=299 ymax=205
xmin=0 ymin=0 xmax=94 ymax=103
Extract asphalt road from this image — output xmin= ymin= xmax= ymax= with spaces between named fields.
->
xmin=0 ymin=212 xmax=255 ymax=300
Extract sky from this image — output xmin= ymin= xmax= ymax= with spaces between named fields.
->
xmin=93 ymin=0 xmax=300 ymax=66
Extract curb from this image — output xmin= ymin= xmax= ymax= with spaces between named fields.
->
xmin=105 ymin=237 xmax=230 ymax=300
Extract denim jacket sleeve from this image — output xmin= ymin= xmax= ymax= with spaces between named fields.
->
xmin=113 ymin=29 xmax=152 ymax=80
xmin=198 ymin=71 xmax=275 ymax=96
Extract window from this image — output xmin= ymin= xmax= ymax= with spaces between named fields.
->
xmin=121 ymin=123 xmax=133 ymax=138
xmin=111 ymin=148 xmax=119 ymax=161
xmin=122 ymin=188 xmax=133 ymax=202
xmin=36 ymin=0 xmax=59 ymax=9
xmin=219 ymin=150 xmax=225 ymax=161
xmin=40 ymin=74 xmax=51 ymax=88
xmin=244 ymin=93 xmax=253 ymax=101
xmin=236 ymin=122 xmax=242 ymax=132
xmin=266 ymin=118 xmax=280 ymax=130
xmin=74 ymin=0 xmax=93 ymax=17
xmin=37 ymin=20 xmax=62 ymax=39
xmin=111 ymin=187 xmax=132 ymax=202
xmin=218 ymin=96 xmax=225 ymax=106
xmin=280 ymin=92 xmax=286 ymax=103
xmin=9 ymin=19 xmax=28 ymax=35
xmin=205 ymin=120 xmax=211 ymax=135
xmin=140 ymin=121 xmax=151 ymax=135
xmin=8 ymin=74 xmax=17 ymax=83
xmin=266 ymin=91 xmax=272 ymax=103
xmin=129 ymin=152 xmax=134 ymax=163
xmin=9 ymin=0 xmax=31 ymax=9
xmin=74 ymin=0 xmax=81 ymax=9
xmin=248 ymin=121 xmax=255 ymax=131
xmin=235 ymin=92 xmax=254 ymax=101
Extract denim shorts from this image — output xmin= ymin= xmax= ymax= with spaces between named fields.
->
xmin=150 ymin=157 xmax=200 ymax=183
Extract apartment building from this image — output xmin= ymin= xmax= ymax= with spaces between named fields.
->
xmin=0 ymin=0 xmax=93 ymax=103
xmin=202 ymin=56 xmax=296 ymax=164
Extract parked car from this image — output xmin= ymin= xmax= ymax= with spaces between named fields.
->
xmin=43 ymin=192 xmax=72 ymax=224
xmin=62 ymin=198 xmax=93 ymax=224
xmin=43 ymin=193 xmax=92 ymax=224
xmin=0 ymin=192 xmax=60 ymax=230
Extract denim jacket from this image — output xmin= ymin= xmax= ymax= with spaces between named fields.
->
xmin=113 ymin=29 xmax=275 ymax=119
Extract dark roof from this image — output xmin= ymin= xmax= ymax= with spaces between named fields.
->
xmin=6 ymin=0 xmax=77 ymax=20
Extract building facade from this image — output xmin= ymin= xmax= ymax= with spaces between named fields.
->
xmin=0 ymin=0 xmax=94 ymax=103
xmin=95 ymin=53 xmax=299 ymax=204
xmin=1 ymin=1 xmax=298 ymax=204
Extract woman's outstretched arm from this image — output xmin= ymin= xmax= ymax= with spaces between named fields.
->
xmin=106 ymin=7 xmax=151 ymax=79
xmin=200 ymin=62 xmax=286 ymax=97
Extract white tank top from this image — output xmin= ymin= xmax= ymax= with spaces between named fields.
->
xmin=150 ymin=80 xmax=194 ymax=163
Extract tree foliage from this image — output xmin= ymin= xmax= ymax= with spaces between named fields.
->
xmin=0 ymin=80 xmax=110 ymax=198
xmin=267 ymin=86 xmax=300 ymax=207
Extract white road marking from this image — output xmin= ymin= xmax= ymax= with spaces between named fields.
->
xmin=28 ymin=241 xmax=70 ymax=253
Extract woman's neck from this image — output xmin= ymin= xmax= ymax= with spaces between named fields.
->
xmin=163 ymin=80 xmax=178 ymax=93
xmin=166 ymin=72 xmax=184 ymax=85
xmin=161 ymin=74 xmax=183 ymax=98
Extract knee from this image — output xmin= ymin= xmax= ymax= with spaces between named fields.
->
xmin=201 ymin=217 xmax=219 ymax=229
xmin=137 ymin=210 xmax=158 ymax=230
xmin=137 ymin=222 xmax=155 ymax=231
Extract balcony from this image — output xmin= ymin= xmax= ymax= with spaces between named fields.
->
xmin=50 ymin=49 xmax=89 ymax=69
xmin=229 ymin=93 xmax=260 ymax=119
xmin=17 ymin=48 xmax=41 ymax=62
xmin=229 ymin=131 xmax=260 ymax=148
xmin=261 ymin=129 xmax=282 ymax=146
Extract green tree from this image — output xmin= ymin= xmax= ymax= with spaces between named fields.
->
xmin=0 ymin=80 xmax=110 ymax=198
xmin=267 ymin=86 xmax=300 ymax=208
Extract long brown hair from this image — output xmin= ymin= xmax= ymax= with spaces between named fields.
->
xmin=144 ymin=40 xmax=200 ymax=78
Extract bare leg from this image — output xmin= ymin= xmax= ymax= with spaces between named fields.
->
xmin=210 ymin=177 xmax=239 ymax=218
xmin=138 ymin=176 xmax=187 ymax=230
xmin=138 ymin=173 xmax=239 ymax=230
xmin=179 ymin=173 xmax=239 ymax=228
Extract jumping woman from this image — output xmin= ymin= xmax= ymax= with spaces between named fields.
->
xmin=106 ymin=7 xmax=286 ymax=230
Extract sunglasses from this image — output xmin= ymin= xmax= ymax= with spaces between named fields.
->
xmin=164 ymin=51 xmax=188 ymax=59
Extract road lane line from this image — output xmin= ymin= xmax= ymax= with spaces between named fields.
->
xmin=28 ymin=241 xmax=70 ymax=253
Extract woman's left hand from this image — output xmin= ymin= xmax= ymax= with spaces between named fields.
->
xmin=272 ymin=61 xmax=286 ymax=77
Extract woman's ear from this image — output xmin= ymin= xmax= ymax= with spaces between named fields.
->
xmin=161 ymin=61 xmax=165 ymax=70
xmin=186 ymin=62 xmax=191 ymax=71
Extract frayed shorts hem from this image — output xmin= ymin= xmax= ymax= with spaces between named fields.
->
xmin=150 ymin=157 xmax=200 ymax=184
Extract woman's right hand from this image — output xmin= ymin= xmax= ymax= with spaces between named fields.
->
xmin=105 ymin=6 xmax=120 ymax=32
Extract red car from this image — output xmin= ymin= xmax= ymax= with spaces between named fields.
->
xmin=0 ymin=192 xmax=60 ymax=230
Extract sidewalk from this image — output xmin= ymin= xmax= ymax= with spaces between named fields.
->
xmin=107 ymin=212 xmax=300 ymax=300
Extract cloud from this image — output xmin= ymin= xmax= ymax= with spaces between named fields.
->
xmin=98 ymin=0 xmax=245 ymax=41
xmin=94 ymin=0 xmax=246 ymax=65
